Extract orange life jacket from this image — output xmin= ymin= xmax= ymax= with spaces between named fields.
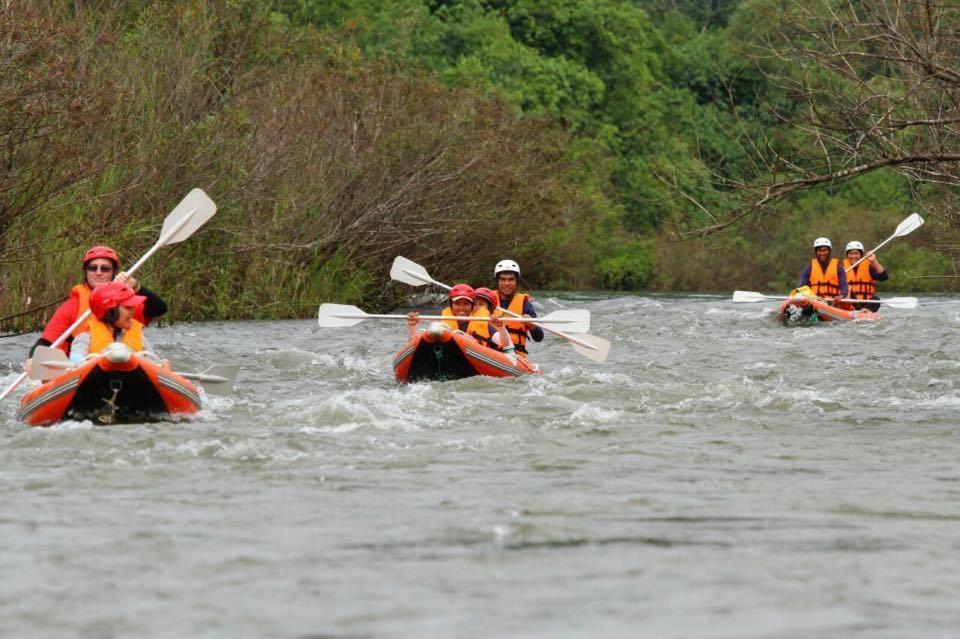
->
xmin=69 ymin=284 xmax=93 ymax=338
xmin=87 ymin=317 xmax=144 ymax=354
xmin=501 ymin=293 xmax=530 ymax=353
xmin=809 ymin=258 xmax=840 ymax=297
xmin=441 ymin=307 xmax=492 ymax=344
xmin=466 ymin=307 xmax=493 ymax=345
xmin=843 ymin=258 xmax=875 ymax=299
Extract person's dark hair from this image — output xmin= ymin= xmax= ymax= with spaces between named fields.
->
xmin=102 ymin=307 xmax=120 ymax=325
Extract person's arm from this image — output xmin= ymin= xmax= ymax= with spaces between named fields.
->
xmin=38 ymin=298 xmax=79 ymax=344
xmin=134 ymin=286 xmax=168 ymax=325
xmin=69 ymin=333 xmax=91 ymax=363
xmin=798 ymin=265 xmax=811 ymax=287
xmin=489 ymin=314 xmax=516 ymax=360
xmin=868 ymin=254 xmax=888 ymax=280
xmin=406 ymin=312 xmax=420 ymax=341
xmin=837 ymin=267 xmax=848 ymax=298
xmin=522 ymin=298 xmax=544 ymax=342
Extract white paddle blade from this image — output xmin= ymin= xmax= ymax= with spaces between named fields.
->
xmin=894 ymin=213 xmax=924 ymax=238
xmin=732 ymin=291 xmax=770 ymax=303
xmin=540 ymin=309 xmax=590 ymax=334
xmin=30 ymin=346 xmax=73 ymax=381
xmin=159 ymin=188 xmax=217 ymax=246
xmin=570 ymin=334 xmax=611 ymax=363
xmin=191 ymin=364 xmax=240 ymax=396
xmin=390 ymin=256 xmax=434 ymax=287
xmin=318 ymin=303 xmax=368 ymax=328
xmin=882 ymin=296 xmax=918 ymax=309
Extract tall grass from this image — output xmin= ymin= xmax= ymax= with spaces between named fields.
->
xmin=1 ymin=1 xmax=599 ymax=332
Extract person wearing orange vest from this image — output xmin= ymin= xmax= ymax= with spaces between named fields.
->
xmin=471 ymin=287 xmax=512 ymax=351
xmin=797 ymin=237 xmax=848 ymax=304
xmin=493 ymin=259 xmax=542 ymax=355
xmin=843 ymin=240 xmax=888 ymax=312
xmin=24 ymin=246 xmax=167 ymax=367
xmin=405 ymin=285 xmax=511 ymax=349
xmin=69 ymin=281 xmax=153 ymax=362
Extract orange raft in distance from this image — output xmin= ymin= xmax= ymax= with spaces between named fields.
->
xmin=775 ymin=296 xmax=881 ymax=326
xmin=18 ymin=347 xmax=202 ymax=427
xmin=393 ymin=323 xmax=539 ymax=383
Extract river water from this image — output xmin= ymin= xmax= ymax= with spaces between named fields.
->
xmin=1 ymin=294 xmax=959 ymax=638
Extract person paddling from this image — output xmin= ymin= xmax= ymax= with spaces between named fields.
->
xmin=797 ymin=238 xmax=848 ymax=305
xmin=69 ymin=281 xmax=160 ymax=363
xmin=23 ymin=246 xmax=167 ymax=370
xmin=493 ymin=259 xmax=543 ymax=355
xmin=842 ymin=241 xmax=888 ymax=312
xmin=405 ymin=285 xmax=511 ymax=352
xmin=471 ymin=287 xmax=512 ymax=352
xmin=406 ymin=285 xmax=476 ymax=340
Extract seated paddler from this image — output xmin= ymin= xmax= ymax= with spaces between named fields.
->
xmin=24 ymin=245 xmax=168 ymax=373
xmin=796 ymin=237 xmax=848 ymax=305
xmin=404 ymin=284 xmax=511 ymax=351
xmin=842 ymin=240 xmax=888 ymax=312
xmin=69 ymin=281 xmax=159 ymax=363
xmin=493 ymin=259 xmax=543 ymax=355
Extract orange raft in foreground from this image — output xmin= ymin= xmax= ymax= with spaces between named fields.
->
xmin=775 ymin=296 xmax=881 ymax=326
xmin=18 ymin=348 xmax=202 ymax=426
xmin=393 ymin=323 xmax=540 ymax=383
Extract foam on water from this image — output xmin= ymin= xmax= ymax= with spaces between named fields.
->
xmin=2 ymin=298 xmax=960 ymax=637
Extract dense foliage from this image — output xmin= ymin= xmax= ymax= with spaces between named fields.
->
xmin=2 ymin=0 xmax=955 ymax=332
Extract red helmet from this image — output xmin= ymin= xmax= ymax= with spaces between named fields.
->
xmin=83 ymin=245 xmax=119 ymax=267
xmin=474 ymin=287 xmax=498 ymax=309
xmin=448 ymin=284 xmax=476 ymax=302
xmin=89 ymin=281 xmax=146 ymax=320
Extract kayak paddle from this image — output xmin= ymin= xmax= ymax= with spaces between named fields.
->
xmin=318 ymin=303 xmax=591 ymax=333
xmin=837 ymin=297 xmax=918 ymax=309
xmin=30 ymin=347 xmax=238 ymax=396
xmin=733 ymin=291 xmax=918 ymax=310
xmin=390 ymin=256 xmax=611 ymax=363
xmin=1 ymin=188 xmax=218 ymax=402
xmin=845 ymin=212 xmax=924 ymax=272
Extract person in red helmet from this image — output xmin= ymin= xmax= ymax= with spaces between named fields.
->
xmin=68 ymin=282 xmax=155 ymax=362
xmin=24 ymin=245 xmax=168 ymax=369
xmin=406 ymin=284 xmax=476 ymax=340
xmin=405 ymin=285 xmax=512 ymax=351
xmin=471 ymin=287 xmax=512 ymax=351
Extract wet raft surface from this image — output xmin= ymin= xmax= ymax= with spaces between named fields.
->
xmin=2 ymin=296 xmax=960 ymax=637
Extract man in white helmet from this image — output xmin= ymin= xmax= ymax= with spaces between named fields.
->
xmin=842 ymin=240 xmax=887 ymax=311
xmin=797 ymin=237 xmax=848 ymax=304
xmin=493 ymin=259 xmax=543 ymax=355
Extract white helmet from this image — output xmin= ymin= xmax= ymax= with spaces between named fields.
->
xmin=494 ymin=259 xmax=520 ymax=277
xmin=845 ymin=241 xmax=864 ymax=252
xmin=813 ymin=237 xmax=832 ymax=249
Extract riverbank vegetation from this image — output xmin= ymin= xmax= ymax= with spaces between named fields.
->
xmin=2 ymin=0 xmax=957 ymax=332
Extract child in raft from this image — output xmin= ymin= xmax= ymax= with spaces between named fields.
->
xmin=69 ymin=281 xmax=168 ymax=369
xmin=405 ymin=284 xmax=514 ymax=356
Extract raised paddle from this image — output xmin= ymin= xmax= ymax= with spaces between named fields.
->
xmin=318 ymin=303 xmax=591 ymax=333
xmin=30 ymin=347 xmax=239 ymax=396
xmin=1 ymin=188 xmax=217 ymax=402
xmin=390 ymin=256 xmax=611 ymax=363
xmin=845 ymin=212 xmax=924 ymax=272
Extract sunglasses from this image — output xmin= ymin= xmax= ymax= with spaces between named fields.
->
xmin=86 ymin=265 xmax=115 ymax=273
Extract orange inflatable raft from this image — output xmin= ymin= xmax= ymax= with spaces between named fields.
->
xmin=393 ymin=323 xmax=539 ymax=383
xmin=18 ymin=347 xmax=201 ymax=426
xmin=775 ymin=297 xmax=881 ymax=326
